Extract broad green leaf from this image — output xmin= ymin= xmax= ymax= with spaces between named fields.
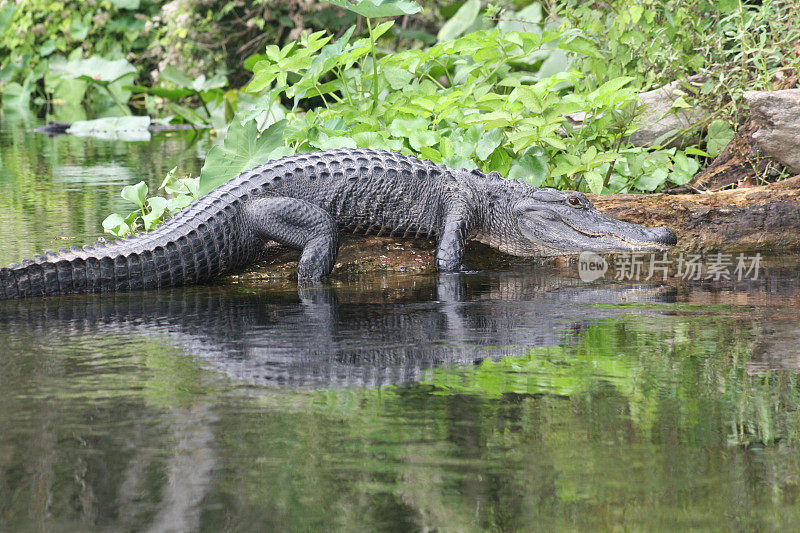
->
xmin=160 ymin=66 xmax=193 ymax=89
xmin=583 ymin=171 xmax=604 ymax=195
xmin=159 ymin=166 xmax=179 ymax=191
xmin=311 ymin=134 xmax=358 ymax=150
xmin=443 ymin=156 xmax=477 ymax=170
xmin=508 ymin=146 xmax=548 ymax=186
xmin=0 ymin=3 xmax=15 ymax=36
xmin=685 ymin=147 xmax=712 ymax=158
xmin=706 ymin=119 xmax=734 ymax=157
xmin=497 ymin=4 xmax=542 ymax=34
xmin=102 ymin=213 xmax=130 ymax=237
xmin=476 ymin=128 xmax=503 ymax=160
xmin=181 ymin=177 xmax=201 ymax=199
xmin=716 ymin=0 xmax=740 ymax=12
xmin=121 ymin=181 xmax=148 ymax=209
xmin=670 ymin=152 xmax=700 ymax=185
xmin=388 ymin=117 xmax=428 ymax=138
xmin=200 ymin=119 xmax=289 ymax=194
xmin=594 ymin=76 xmax=635 ymax=98
xmin=324 ymin=0 xmax=421 ymax=18
xmin=633 ymin=168 xmax=668 ymax=191
xmin=168 ymin=195 xmax=194 ymax=212
xmin=670 ymin=95 xmax=692 ymax=109
xmin=143 ymin=197 xmax=169 ymax=229
xmin=1 ymin=82 xmax=30 ymax=109
xmin=409 ymin=130 xmax=438 ymax=150
xmin=50 ymin=56 xmax=136 ymax=84
xmin=109 ymin=0 xmax=140 ymax=7
xmin=629 ymin=5 xmax=644 ymax=24
xmin=437 ymin=0 xmax=480 ymax=42
xmin=382 ymin=67 xmax=414 ymax=90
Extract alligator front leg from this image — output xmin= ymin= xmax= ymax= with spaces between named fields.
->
xmin=244 ymin=197 xmax=340 ymax=282
xmin=435 ymin=211 xmax=473 ymax=272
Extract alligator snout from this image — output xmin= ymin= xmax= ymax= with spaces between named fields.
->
xmin=650 ymin=226 xmax=677 ymax=246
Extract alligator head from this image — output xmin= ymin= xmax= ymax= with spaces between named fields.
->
xmin=502 ymin=188 xmax=677 ymax=256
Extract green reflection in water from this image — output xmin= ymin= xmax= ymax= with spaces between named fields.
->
xmin=6 ymin=311 xmax=793 ymax=530
xmin=0 ymin=114 xmax=208 ymax=263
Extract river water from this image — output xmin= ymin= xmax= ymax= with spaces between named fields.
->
xmin=2 ymin=115 xmax=800 ymax=531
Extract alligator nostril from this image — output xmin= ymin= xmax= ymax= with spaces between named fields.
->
xmin=654 ymin=226 xmax=677 ymax=245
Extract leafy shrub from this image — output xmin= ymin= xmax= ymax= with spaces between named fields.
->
xmin=199 ymin=0 xmax=701 ymax=197
xmin=557 ymin=0 xmax=800 ymax=117
xmin=102 ymin=168 xmax=200 ymax=237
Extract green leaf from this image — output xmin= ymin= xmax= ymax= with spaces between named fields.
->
xmin=142 ymin=197 xmax=169 ymax=229
xmin=497 ymin=4 xmax=542 ymax=34
xmin=583 ymin=171 xmax=604 ymax=195
xmin=594 ymin=76 xmax=635 ymax=98
xmin=0 ymin=3 xmax=15 ymax=37
xmin=159 ymin=166 xmax=179 ymax=191
xmin=716 ymin=0 xmax=740 ymax=12
xmin=388 ymin=117 xmax=428 ymax=138
xmin=121 ymin=181 xmax=148 ymax=209
xmin=670 ymin=152 xmax=700 ymax=185
xmin=311 ymin=134 xmax=358 ymax=150
xmin=181 ymin=177 xmax=200 ymax=200
xmin=50 ymin=56 xmax=136 ymax=85
xmin=706 ymin=119 xmax=734 ymax=157
xmin=476 ymin=128 xmax=503 ymax=161
xmin=685 ymin=147 xmax=712 ymax=158
xmin=437 ymin=0 xmax=480 ymax=42
xmin=109 ymin=0 xmax=140 ymax=7
xmin=670 ymin=95 xmax=692 ymax=109
xmin=1 ymin=82 xmax=30 ymax=109
xmin=409 ymin=130 xmax=438 ymax=150
xmin=324 ymin=0 xmax=422 ymax=18
xmin=633 ymin=168 xmax=668 ymax=192
xmin=167 ymin=195 xmax=194 ymax=212
xmin=508 ymin=146 xmax=549 ymax=186
xmin=382 ymin=67 xmax=414 ymax=90
xmin=102 ymin=213 xmax=131 ymax=237
xmin=200 ymin=119 xmax=290 ymax=194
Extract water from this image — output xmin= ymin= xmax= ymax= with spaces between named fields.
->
xmin=2 ymin=115 xmax=800 ymax=531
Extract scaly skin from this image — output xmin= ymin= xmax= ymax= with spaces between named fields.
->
xmin=0 ymin=148 xmax=677 ymax=300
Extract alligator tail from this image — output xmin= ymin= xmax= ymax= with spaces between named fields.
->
xmin=0 ymin=236 xmax=192 ymax=300
xmin=0 ymin=189 xmax=252 ymax=300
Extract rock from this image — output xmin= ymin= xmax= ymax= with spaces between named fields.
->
xmin=628 ymin=75 xmax=710 ymax=148
xmin=560 ymin=76 xmax=711 ymax=148
xmin=743 ymin=89 xmax=800 ymax=173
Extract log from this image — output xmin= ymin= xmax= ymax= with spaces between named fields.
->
xmin=591 ymin=174 xmax=800 ymax=252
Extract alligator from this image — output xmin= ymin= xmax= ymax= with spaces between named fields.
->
xmin=0 ymin=148 xmax=677 ymax=300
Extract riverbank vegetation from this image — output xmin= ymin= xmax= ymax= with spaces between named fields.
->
xmin=2 ymin=0 xmax=798 ymax=235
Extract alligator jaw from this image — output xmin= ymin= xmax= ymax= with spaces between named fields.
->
xmin=561 ymin=218 xmax=677 ymax=250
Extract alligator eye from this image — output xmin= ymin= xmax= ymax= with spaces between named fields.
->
xmin=567 ymin=196 xmax=582 ymax=207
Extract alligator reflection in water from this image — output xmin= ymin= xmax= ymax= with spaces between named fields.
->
xmin=0 ymin=272 xmax=675 ymax=388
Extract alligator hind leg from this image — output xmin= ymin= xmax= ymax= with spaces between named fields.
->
xmin=244 ymin=197 xmax=340 ymax=282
